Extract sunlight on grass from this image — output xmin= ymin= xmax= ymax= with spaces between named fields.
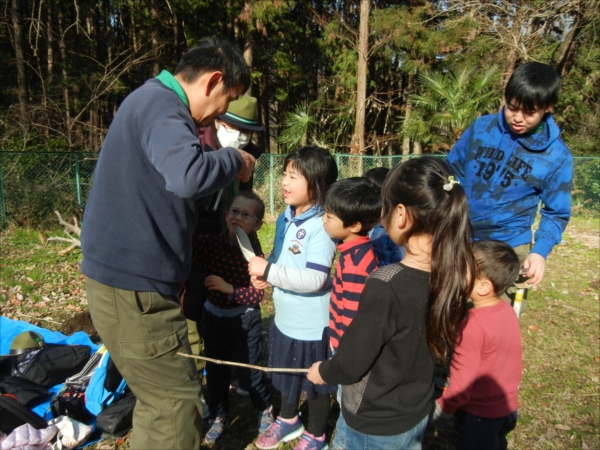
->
xmin=0 ymin=214 xmax=597 ymax=449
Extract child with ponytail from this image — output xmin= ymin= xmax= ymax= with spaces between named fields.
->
xmin=307 ymin=157 xmax=475 ymax=449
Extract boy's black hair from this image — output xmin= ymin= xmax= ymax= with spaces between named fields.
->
xmin=323 ymin=177 xmax=382 ymax=236
xmin=229 ymin=191 xmax=265 ymax=221
xmin=504 ymin=62 xmax=561 ymax=111
xmin=362 ymin=167 xmax=390 ymax=188
xmin=473 ymin=240 xmax=520 ymax=297
xmin=174 ymin=37 xmax=250 ymax=92
xmin=284 ymin=147 xmax=338 ymax=207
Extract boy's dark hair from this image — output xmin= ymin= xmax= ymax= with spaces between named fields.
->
xmin=504 ymin=62 xmax=561 ymax=111
xmin=324 ymin=177 xmax=382 ymax=236
xmin=174 ymin=37 xmax=250 ymax=92
xmin=230 ymin=191 xmax=266 ymax=221
xmin=284 ymin=147 xmax=338 ymax=208
xmin=473 ymin=240 xmax=520 ymax=296
xmin=363 ymin=167 xmax=390 ymax=188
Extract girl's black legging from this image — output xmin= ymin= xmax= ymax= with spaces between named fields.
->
xmin=280 ymin=393 xmax=330 ymax=437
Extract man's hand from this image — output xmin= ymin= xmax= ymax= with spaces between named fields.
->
xmin=236 ymin=149 xmax=255 ymax=182
xmin=251 ymin=275 xmax=269 ymax=290
xmin=248 ymin=256 xmax=268 ymax=277
xmin=523 ymin=253 xmax=546 ymax=286
xmin=204 ymin=275 xmax=234 ymax=294
xmin=307 ymin=361 xmax=325 ymax=385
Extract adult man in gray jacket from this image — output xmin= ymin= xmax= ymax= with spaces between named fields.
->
xmin=81 ymin=37 xmax=255 ymax=449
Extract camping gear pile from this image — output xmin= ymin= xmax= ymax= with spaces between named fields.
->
xmin=0 ymin=318 xmax=135 ymax=449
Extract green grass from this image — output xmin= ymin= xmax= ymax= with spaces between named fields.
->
xmin=1 ymin=215 xmax=598 ymax=449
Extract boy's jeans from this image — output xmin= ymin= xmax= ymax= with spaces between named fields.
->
xmin=331 ymin=412 xmax=427 ymax=449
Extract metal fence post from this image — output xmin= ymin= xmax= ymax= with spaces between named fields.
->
xmin=269 ymin=153 xmax=275 ymax=216
xmin=0 ymin=165 xmax=6 ymax=229
xmin=75 ymin=153 xmax=82 ymax=205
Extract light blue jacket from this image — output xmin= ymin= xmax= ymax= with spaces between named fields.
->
xmin=266 ymin=205 xmax=336 ymax=341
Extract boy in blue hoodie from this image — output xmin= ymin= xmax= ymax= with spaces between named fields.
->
xmin=447 ymin=62 xmax=572 ymax=306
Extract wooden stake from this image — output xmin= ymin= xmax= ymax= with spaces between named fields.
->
xmin=177 ymin=353 xmax=310 ymax=373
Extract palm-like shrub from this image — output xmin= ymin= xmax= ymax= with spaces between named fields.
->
xmin=277 ymin=102 xmax=316 ymax=152
xmin=401 ymin=66 xmax=501 ymax=151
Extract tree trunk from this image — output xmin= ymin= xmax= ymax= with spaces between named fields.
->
xmin=47 ymin=0 xmax=54 ymax=87
xmin=413 ymin=140 xmax=422 ymax=155
xmin=402 ymin=73 xmax=415 ymax=156
xmin=502 ymin=46 xmax=518 ymax=89
xmin=554 ymin=7 xmax=582 ymax=76
xmin=11 ymin=0 xmax=28 ymax=127
xmin=58 ymin=5 xmax=71 ymax=144
xmin=351 ymin=0 xmax=370 ymax=155
xmin=150 ymin=0 xmax=160 ymax=76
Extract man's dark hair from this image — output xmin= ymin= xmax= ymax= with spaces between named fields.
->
xmin=363 ymin=167 xmax=390 ymax=188
xmin=324 ymin=177 xmax=382 ymax=235
xmin=174 ymin=37 xmax=250 ymax=92
xmin=504 ymin=62 xmax=561 ymax=111
xmin=473 ymin=240 xmax=520 ymax=296
xmin=230 ymin=191 xmax=265 ymax=221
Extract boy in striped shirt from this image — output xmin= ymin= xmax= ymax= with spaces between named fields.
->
xmin=322 ymin=178 xmax=381 ymax=351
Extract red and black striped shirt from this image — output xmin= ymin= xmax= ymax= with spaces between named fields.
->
xmin=329 ymin=236 xmax=379 ymax=349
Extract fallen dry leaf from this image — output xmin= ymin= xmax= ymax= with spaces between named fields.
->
xmin=555 ymin=424 xmax=571 ymax=431
xmin=528 ymin=325 xmax=539 ymax=332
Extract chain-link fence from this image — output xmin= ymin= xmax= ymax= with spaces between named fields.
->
xmin=0 ymin=151 xmax=598 ymax=228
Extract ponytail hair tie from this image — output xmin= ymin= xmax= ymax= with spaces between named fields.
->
xmin=443 ymin=176 xmax=460 ymax=191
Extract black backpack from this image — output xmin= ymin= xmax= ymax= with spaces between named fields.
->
xmin=0 ymin=393 xmax=47 ymax=433
xmin=95 ymin=390 xmax=136 ymax=436
xmin=12 ymin=344 xmax=91 ymax=387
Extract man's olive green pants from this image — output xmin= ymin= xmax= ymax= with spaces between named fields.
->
xmin=86 ymin=277 xmax=203 ymax=449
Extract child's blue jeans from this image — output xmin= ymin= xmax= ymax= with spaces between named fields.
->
xmin=330 ymin=412 xmax=427 ymax=449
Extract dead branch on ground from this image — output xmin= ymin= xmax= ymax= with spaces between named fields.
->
xmin=47 ymin=210 xmax=81 ymax=255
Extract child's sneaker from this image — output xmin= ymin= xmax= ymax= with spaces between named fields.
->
xmin=258 ymin=406 xmax=275 ymax=435
xmin=294 ymin=432 xmax=328 ymax=450
xmin=255 ymin=416 xmax=305 ymax=449
xmin=205 ymin=416 xmax=228 ymax=445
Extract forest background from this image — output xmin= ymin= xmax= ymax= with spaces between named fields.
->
xmin=1 ymin=0 xmax=599 ymax=157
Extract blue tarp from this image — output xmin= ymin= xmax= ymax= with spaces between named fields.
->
xmin=0 ymin=316 xmax=100 ymax=419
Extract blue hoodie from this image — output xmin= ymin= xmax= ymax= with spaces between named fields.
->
xmin=447 ymin=108 xmax=572 ymax=259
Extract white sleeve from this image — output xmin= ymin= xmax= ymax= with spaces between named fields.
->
xmin=266 ymin=264 xmax=329 ymax=293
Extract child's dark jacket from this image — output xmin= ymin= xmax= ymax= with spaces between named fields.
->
xmin=447 ymin=109 xmax=572 ymax=258
xmin=319 ymin=264 xmax=433 ymax=436
xmin=192 ymin=233 xmax=264 ymax=308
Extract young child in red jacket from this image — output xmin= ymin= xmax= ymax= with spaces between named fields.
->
xmin=431 ymin=240 xmax=522 ymax=450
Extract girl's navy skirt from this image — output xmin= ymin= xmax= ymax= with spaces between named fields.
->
xmin=267 ymin=321 xmax=336 ymax=403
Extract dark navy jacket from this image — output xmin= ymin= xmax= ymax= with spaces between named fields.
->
xmin=81 ymin=79 xmax=242 ymax=295
xmin=447 ymin=109 xmax=572 ymax=259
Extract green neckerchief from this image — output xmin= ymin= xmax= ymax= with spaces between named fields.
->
xmin=155 ymin=70 xmax=189 ymax=108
